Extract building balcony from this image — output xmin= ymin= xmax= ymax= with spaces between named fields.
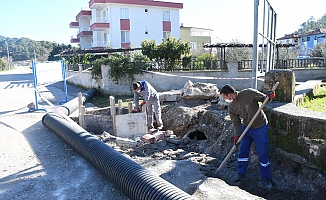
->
xmin=90 ymin=17 xmax=110 ymax=31
xmin=89 ymin=0 xmax=109 ymax=9
xmin=90 ymin=23 xmax=110 ymax=31
xmin=70 ymin=36 xmax=80 ymax=43
xmin=76 ymin=10 xmax=92 ymax=21
xmin=77 ymin=30 xmax=93 ymax=39
xmin=69 ymin=22 xmax=79 ymax=28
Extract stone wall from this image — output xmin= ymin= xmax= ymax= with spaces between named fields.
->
xmin=265 ymin=103 xmax=326 ymax=172
xmin=263 ymin=70 xmax=326 ymax=172
xmin=264 ymin=70 xmax=295 ymax=103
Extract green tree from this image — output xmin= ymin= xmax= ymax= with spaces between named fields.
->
xmin=196 ymin=53 xmax=217 ymax=70
xmin=310 ymin=43 xmax=326 ymax=57
xmin=141 ymin=36 xmax=191 ymax=71
xmin=0 ymin=58 xmax=6 ymax=71
xmin=48 ymin=43 xmax=74 ymax=61
xmin=0 ymin=35 xmax=74 ymax=62
xmin=91 ymin=52 xmax=148 ymax=84
xmin=298 ymin=14 xmax=326 ymax=34
xmin=225 ymin=39 xmax=253 ymax=61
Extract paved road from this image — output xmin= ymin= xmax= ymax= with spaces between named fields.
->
xmin=0 ymin=66 xmax=129 ymax=199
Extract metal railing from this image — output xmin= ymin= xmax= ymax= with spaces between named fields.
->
xmin=66 ymin=58 xmax=326 ymax=73
xmin=275 ymin=58 xmax=325 ymax=69
xmin=91 ymin=17 xmax=109 ymax=24
xmin=145 ymin=60 xmax=228 ymax=71
xmin=78 ymin=27 xmax=91 ymax=34
xmin=238 ymin=60 xmax=267 ymax=72
xmin=92 ymin=41 xmax=110 ymax=48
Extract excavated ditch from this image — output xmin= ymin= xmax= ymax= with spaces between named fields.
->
xmin=94 ymin=99 xmax=326 ymax=199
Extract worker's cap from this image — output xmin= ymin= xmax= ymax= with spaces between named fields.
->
xmin=132 ymin=82 xmax=141 ymax=90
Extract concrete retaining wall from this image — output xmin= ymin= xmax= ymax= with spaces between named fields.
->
xmin=66 ymin=62 xmax=265 ymax=95
xmin=66 ymin=63 xmax=325 ymax=95
xmin=265 ymin=102 xmax=326 ymax=171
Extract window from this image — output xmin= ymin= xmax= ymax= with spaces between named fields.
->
xmin=120 ymin=8 xmax=129 ymax=19
xmin=302 ymin=37 xmax=305 ymax=42
xmin=190 ymin=42 xmax=197 ymax=50
xmin=145 ymin=9 xmax=148 ymax=13
xmin=145 ymin=31 xmax=148 ymax=34
xmin=163 ymin=31 xmax=170 ymax=39
xmin=307 ymin=37 xmax=310 ymax=42
xmin=162 ymin=11 xmax=170 ymax=21
xmin=121 ymin=31 xmax=130 ymax=42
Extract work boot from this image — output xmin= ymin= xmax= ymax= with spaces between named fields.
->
xmin=233 ymin=173 xmax=246 ymax=182
xmin=157 ymin=125 xmax=163 ymax=130
xmin=258 ymin=179 xmax=273 ymax=190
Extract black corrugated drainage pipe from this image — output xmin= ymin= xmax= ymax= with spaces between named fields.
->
xmin=42 ymin=113 xmax=195 ymax=200
xmin=58 ymin=88 xmax=97 ymax=116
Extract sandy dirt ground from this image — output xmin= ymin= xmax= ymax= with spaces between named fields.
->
xmin=0 ymin=66 xmax=263 ymax=200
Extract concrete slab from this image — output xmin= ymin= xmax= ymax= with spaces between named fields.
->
xmin=115 ymin=112 xmax=147 ymax=138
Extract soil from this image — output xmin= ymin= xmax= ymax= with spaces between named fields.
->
xmin=97 ymin=98 xmax=326 ymax=200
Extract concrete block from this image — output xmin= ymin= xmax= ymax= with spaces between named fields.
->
xmin=153 ymin=131 xmax=165 ymax=141
xmin=116 ymin=112 xmax=147 ymax=138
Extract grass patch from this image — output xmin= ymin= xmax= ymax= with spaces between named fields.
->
xmin=299 ymin=85 xmax=326 ymax=112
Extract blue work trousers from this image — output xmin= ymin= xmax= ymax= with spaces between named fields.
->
xmin=237 ymin=124 xmax=272 ymax=180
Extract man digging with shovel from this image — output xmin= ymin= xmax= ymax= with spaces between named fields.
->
xmin=206 ymin=83 xmax=278 ymax=190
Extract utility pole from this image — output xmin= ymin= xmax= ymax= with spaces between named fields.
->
xmin=6 ymin=44 xmax=10 ymax=70
xmin=34 ymin=45 xmax=36 ymax=61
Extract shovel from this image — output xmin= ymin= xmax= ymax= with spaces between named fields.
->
xmin=205 ymin=82 xmax=279 ymax=177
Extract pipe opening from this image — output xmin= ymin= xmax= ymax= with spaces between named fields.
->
xmin=188 ymin=130 xmax=207 ymax=140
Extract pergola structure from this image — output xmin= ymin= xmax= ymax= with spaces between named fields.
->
xmin=203 ymin=43 xmax=296 ymax=64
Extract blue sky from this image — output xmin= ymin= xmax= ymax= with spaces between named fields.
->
xmin=0 ymin=0 xmax=325 ymax=44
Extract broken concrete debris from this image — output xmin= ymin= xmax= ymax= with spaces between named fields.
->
xmin=141 ymin=129 xmax=178 ymax=144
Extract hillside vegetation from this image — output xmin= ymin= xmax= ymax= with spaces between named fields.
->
xmin=0 ymin=36 xmax=75 ymax=62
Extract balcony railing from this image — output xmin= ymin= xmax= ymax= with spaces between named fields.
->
xmin=91 ymin=17 xmax=109 ymax=24
xmin=78 ymin=27 xmax=91 ymax=34
xmin=92 ymin=41 xmax=110 ymax=47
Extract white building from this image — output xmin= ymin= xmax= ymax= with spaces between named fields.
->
xmin=276 ymin=33 xmax=299 ymax=46
xmin=69 ymin=0 xmax=183 ymax=50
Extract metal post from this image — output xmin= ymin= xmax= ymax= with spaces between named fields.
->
xmin=252 ymin=0 xmax=259 ymax=89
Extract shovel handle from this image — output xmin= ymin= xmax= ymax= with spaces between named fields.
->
xmin=215 ymin=82 xmax=279 ymax=173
